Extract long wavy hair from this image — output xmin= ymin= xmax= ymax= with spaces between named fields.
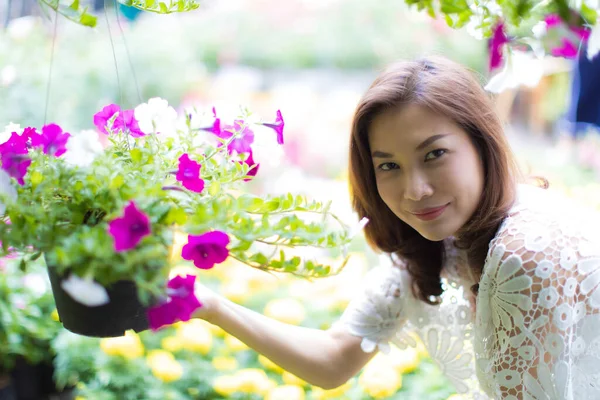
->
xmin=349 ymin=56 xmax=521 ymax=304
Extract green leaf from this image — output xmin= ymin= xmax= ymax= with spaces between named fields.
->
xmin=130 ymin=148 xmax=143 ymax=163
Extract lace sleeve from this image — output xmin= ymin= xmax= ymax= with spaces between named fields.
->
xmin=474 ymin=207 xmax=600 ymax=399
xmin=335 ymin=263 xmax=416 ymax=354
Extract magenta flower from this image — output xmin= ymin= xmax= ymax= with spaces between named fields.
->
xmin=176 ymin=153 xmax=205 ymax=193
xmin=552 ymin=38 xmax=578 ymax=58
xmin=31 ymin=124 xmax=70 ymax=157
xmin=240 ymin=150 xmax=259 ymax=181
xmin=571 ymin=26 xmax=591 ymax=41
xmin=262 ymin=110 xmax=285 ymax=145
xmin=119 ymin=109 xmax=146 ymax=137
xmin=544 ymin=14 xmax=562 ymax=28
xmin=147 ymin=274 xmax=202 ymax=331
xmin=21 ymin=127 xmax=37 ymax=142
xmin=93 ymin=104 xmax=144 ymax=137
xmin=220 ymin=120 xmax=254 ymax=154
xmin=489 ymin=22 xmax=510 ymax=70
xmin=182 ymin=231 xmax=230 ymax=269
xmin=108 ymin=201 xmax=151 ymax=252
xmin=93 ymin=104 xmax=121 ymax=135
xmin=199 ymin=107 xmax=221 ymax=136
xmin=0 ymin=132 xmax=30 ymax=185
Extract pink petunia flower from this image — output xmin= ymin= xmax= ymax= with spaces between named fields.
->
xmin=240 ymin=150 xmax=259 ymax=181
xmin=552 ymin=38 xmax=579 ymax=58
xmin=220 ymin=120 xmax=255 ymax=155
xmin=181 ymin=231 xmax=230 ymax=270
xmin=31 ymin=123 xmax=70 ymax=157
xmin=262 ymin=110 xmax=285 ymax=145
xmin=119 ymin=109 xmax=146 ymax=138
xmin=0 ymin=132 xmax=30 ymax=185
xmin=108 ymin=201 xmax=151 ymax=252
xmin=93 ymin=104 xmax=121 ymax=135
xmin=147 ymin=274 xmax=202 ymax=331
xmin=176 ymin=153 xmax=205 ymax=193
xmin=489 ymin=22 xmax=510 ymax=71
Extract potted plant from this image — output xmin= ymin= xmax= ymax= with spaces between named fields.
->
xmin=0 ymin=99 xmax=355 ymax=337
xmin=0 ymin=256 xmax=68 ymax=400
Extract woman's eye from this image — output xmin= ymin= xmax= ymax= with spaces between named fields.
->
xmin=424 ymin=149 xmax=446 ymax=161
xmin=377 ymin=162 xmax=399 ymax=171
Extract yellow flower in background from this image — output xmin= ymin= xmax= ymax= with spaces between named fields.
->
xmin=446 ymin=394 xmax=467 ymax=400
xmin=51 ymin=309 xmax=60 ymax=322
xmin=359 ymin=357 xmax=402 ymax=398
xmin=221 ymin=280 xmax=252 ymax=303
xmin=385 ymin=346 xmax=421 ymax=374
xmin=176 ymin=319 xmax=213 ymax=354
xmin=212 ymin=356 xmax=239 ymax=371
xmin=161 ymin=336 xmax=183 ymax=353
xmin=266 ymin=384 xmax=305 ymax=400
xmin=213 ymin=375 xmax=239 ymax=397
xmin=310 ymin=379 xmax=354 ymax=400
xmin=224 ymin=334 xmax=249 ymax=352
xmin=258 ymin=355 xmax=284 ymax=373
xmin=264 ymin=298 xmax=306 ymax=325
xmin=168 ymin=230 xmax=189 ymax=264
xmin=99 ymin=330 xmax=144 ymax=359
xmin=233 ymin=368 xmax=274 ymax=395
xmin=282 ymin=371 xmax=307 ymax=387
xmin=146 ymin=350 xmax=183 ymax=383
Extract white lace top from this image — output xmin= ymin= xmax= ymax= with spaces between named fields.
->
xmin=338 ymin=184 xmax=600 ymax=399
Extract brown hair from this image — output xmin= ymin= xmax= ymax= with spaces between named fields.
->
xmin=349 ymin=56 xmax=520 ymax=304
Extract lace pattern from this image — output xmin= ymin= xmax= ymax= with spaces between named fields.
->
xmin=337 ymin=184 xmax=600 ymax=399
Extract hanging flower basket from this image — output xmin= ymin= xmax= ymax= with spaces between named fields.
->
xmin=0 ymin=99 xmax=356 ymax=336
xmin=46 ymin=266 xmax=154 ymax=337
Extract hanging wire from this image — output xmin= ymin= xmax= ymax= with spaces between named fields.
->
xmin=4 ymin=0 xmax=13 ymax=29
xmin=43 ymin=8 xmax=59 ymax=126
xmin=114 ymin=0 xmax=142 ymax=104
xmin=105 ymin=0 xmax=123 ymax=106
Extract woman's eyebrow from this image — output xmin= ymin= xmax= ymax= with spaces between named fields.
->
xmin=415 ymin=133 xmax=450 ymax=151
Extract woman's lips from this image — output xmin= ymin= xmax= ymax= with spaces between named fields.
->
xmin=411 ymin=204 xmax=449 ymax=221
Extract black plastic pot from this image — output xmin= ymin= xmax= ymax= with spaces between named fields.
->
xmin=47 ymin=267 xmax=153 ymax=338
xmin=10 ymin=359 xmax=74 ymax=400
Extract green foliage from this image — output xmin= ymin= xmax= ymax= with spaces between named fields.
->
xmin=0 ymin=104 xmax=353 ymax=303
xmin=119 ymin=0 xmax=201 ymax=14
xmin=0 ymin=257 xmax=62 ymax=371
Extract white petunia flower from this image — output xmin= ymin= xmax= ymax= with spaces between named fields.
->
xmin=485 ymin=51 xmax=544 ymax=94
xmin=61 ymin=274 xmax=110 ymax=307
xmin=587 ymin=20 xmax=600 ymax=60
xmin=63 ymin=129 xmax=104 ymax=167
xmin=532 ymin=21 xmax=547 ymax=39
xmin=0 ymin=169 xmax=17 ymax=215
xmin=134 ymin=97 xmax=177 ymax=137
xmin=0 ymin=122 xmax=22 ymax=145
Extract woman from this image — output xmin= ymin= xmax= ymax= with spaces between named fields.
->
xmin=194 ymin=56 xmax=600 ymax=399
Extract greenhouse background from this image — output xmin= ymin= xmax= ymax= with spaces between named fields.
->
xmin=1 ymin=0 xmax=600 ymax=399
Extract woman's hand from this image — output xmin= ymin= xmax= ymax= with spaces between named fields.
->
xmin=191 ymin=282 xmax=222 ymax=324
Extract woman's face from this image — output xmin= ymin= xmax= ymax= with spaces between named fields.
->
xmin=368 ymin=104 xmax=484 ymax=241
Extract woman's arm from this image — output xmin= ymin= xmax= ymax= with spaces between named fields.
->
xmin=195 ymin=288 xmax=376 ymax=389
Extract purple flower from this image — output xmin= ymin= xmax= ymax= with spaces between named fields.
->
xmin=182 ymin=231 xmax=230 ymax=269
xmin=108 ymin=201 xmax=151 ymax=252
xmin=489 ymin=22 xmax=509 ymax=70
xmin=31 ymin=124 xmax=70 ymax=157
xmin=552 ymin=38 xmax=578 ymax=58
xmin=119 ymin=109 xmax=146 ymax=138
xmin=147 ymin=274 xmax=202 ymax=331
xmin=176 ymin=153 xmax=205 ymax=193
xmin=200 ymin=107 xmax=221 ymax=136
xmin=544 ymin=14 xmax=562 ymax=28
xmin=0 ymin=132 xmax=30 ymax=185
xmin=93 ymin=104 xmax=145 ymax=137
xmin=262 ymin=110 xmax=285 ymax=145
xmin=240 ymin=150 xmax=259 ymax=181
xmin=221 ymin=120 xmax=254 ymax=154
xmin=93 ymin=104 xmax=121 ymax=135
xmin=570 ymin=26 xmax=591 ymax=41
